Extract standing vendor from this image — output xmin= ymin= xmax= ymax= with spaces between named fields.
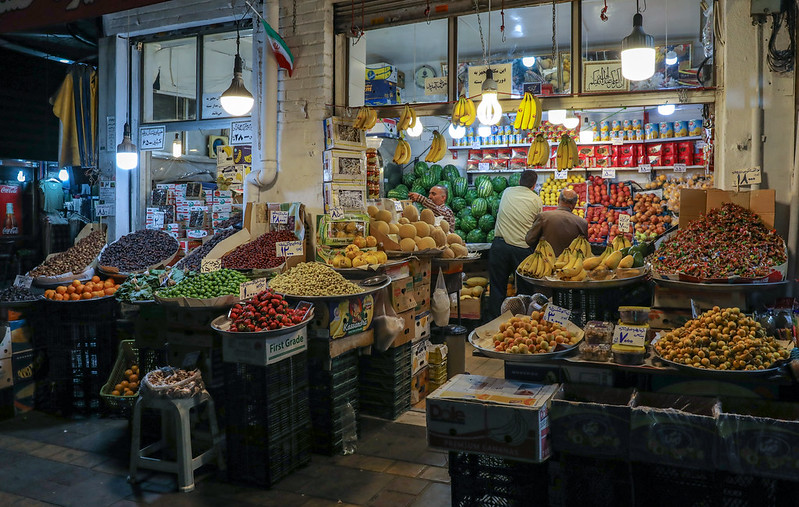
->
xmin=408 ymin=185 xmax=455 ymax=230
xmin=487 ymin=170 xmax=542 ymax=319
xmin=526 ymin=189 xmax=588 ymax=256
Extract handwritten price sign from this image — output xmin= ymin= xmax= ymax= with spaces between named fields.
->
xmin=638 ymin=164 xmax=652 ymax=173
xmin=673 ymin=163 xmax=687 ymax=173
xmin=543 ymin=304 xmax=572 ymax=327
xmin=270 ymin=211 xmax=289 ymax=224
xmin=138 ymin=126 xmax=165 ymax=151
xmin=601 ymin=168 xmax=616 ymax=179
xmin=478 ymin=162 xmax=490 ymax=172
xmin=276 ymin=240 xmax=303 ymax=258
xmin=612 ymin=324 xmax=648 ymax=347
xmin=329 ymin=207 xmax=344 ymax=219
xmin=13 ymin=275 xmax=33 ymax=289
xmin=239 ymin=278 xmax=267 ymax=300
xmin=618 ymin=213 xmax=631 ymax=233
xmin=424 ymin=76 xmax=448 ymax=96
xmin=201 ymin=258 xmax=221 ymax=273
xmin=554 ymin=169 xmax=568 ymax=179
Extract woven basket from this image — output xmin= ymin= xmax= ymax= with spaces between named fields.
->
xmin=100 ymin=340 xmax=140 ymax=411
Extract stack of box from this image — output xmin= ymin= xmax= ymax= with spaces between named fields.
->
xmin=307 ymin=346 xmax=360 ymax=455
xmin=0 ymin=321 xmax=13 ymax=420
xmin=323 ymin=117 xmax=367 ymax=211
xmin=409 ymin=258 xmax=431 ymax=405
xmin=359 ymin=343 xmax=412 ymax=420
xmin=365 ymin=63 xmax=402 ymax=106
xmin=427 ymin=343 xmax=448 ymax=393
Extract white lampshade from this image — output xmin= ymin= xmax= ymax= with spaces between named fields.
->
xmin=522 ymin=56 xmax=536 ymax=68
xmin=621 ymin=13 xmax=656 ymax=81
xmin=476 ymin=69 xmax=502 ymax=126
xmin=116 ymin=122 xmax=138 ymax=170
xmin=16 ymin=170 xmax=25 ymax=182
xmin=58 ymin=168 xmax=69 ymax=181
xmin=448 ymin=124 xmax=466 ymax=139
xmin=562 ymin=111 xmax=580 ymax=129
xmin=548 ymin=109 xmax=566 ymax=125
xmin=172 ymin=134 xmax=182 ymax=158
xmin=406 ymin=117 xmax=423 ymax=137
xmin=657 ymin=104 xmax=676 ymax=115
xmin=220 ymin=54 xmax=254 ymax=116
xmin=477 ymin=125 xmax=492 ymax=137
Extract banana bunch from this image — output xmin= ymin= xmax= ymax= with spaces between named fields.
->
xmin=398 ymin=103 xmax=418 ymax=131
xmin=513 ymin=92 xmax=542 ymax=130
xmin=554 ymin=250 xmax=586 ymax=281
xmin=582 ymin=245 xmax=614 ymax=280
xmin=555 ymin=134 xmax=580 ymax=171
xmin=517 ymin=239 xmax=556 ymax=279
xmin=425 ymin=130 xmax=446 ymax=163
xmin=451 ymin=95 xmax=476 ymax=127
xmin=526 ymin=134 xmax=550 ymax=167
xmin=566 ymin=235 xmax=591 ymax=257
xmin=354 ymin=106 xmax=377 ymax=130
xmin=611 ymin=235 xmax=632 ymax=252
xmin=393 ymin=138 xmax=412 ymax=165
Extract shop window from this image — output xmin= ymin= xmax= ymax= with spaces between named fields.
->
xmin=142 ymin=37 xmax=198 ymax=122
xmin=581 ymin=0 xmax=714 ymax=92
xmin=457 ymin=3 xmax=572 ymax=99
xmin=202 ymin=30 xmax=254 ymax=119
xmin=355 ymin=19 xmax=449 ymax=106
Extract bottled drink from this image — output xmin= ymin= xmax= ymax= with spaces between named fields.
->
xmin=3 ymin=203 xmax=17 ymax=235
xmin=341 ymin=401 xmax=357 ymax=455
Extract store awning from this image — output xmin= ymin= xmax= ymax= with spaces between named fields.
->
xmin=0 ymin=0 xmax=170 ymax=34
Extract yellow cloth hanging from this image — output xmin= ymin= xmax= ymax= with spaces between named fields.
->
xmin=52 ymin=73 xmax=81 ymax=168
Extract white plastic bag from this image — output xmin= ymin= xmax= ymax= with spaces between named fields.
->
xmin=373 ymin=290 xmax=405 ymax=352
xmin=141 ymin=367 xmax=206 ymax=400
xmin=432 ymin=268 xmax=451 ymax=327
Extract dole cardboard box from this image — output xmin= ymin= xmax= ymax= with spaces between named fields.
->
xmin=414 ymin=311 xmax=431 ymax=342
xmin=679 ymin=188 xmax=775 ymax=229
xmin=426 ymin=374 xmax=559 ymax=462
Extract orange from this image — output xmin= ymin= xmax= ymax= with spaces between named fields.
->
xmin=66 ymin=286 xmax=75 ymax=294
xmin=92 ymin=275 xmax=101 ymax=283
xmin=111 ymin=390 xmax=120 ymax=396
xmin=56 ymin=286 xmax=67 ymax=295
xmin=115 ymin=383 xmax=123 ymax=391
xmin=128 ymin=374 xmax=138 ymax=383
xmin=70 ymin=294 xmax=80 ymax=301
xmin=129 ymin=382 xmax=138 ymax=390
xmin=93 ymin=291 xmax=104 ymax=298
xmin=54 ymin=293 xmax=64 ymax=301
xmin=44 ymin=289 xmax=55 ymax=298
xmin=72 ymin=280 xmax=81 ymax=288
xmin=131 ymin=365 xmax=138 ymax=373
xmin=104 ymin=287 xmax=115 ymax=295
xmin=104 ymin=279 xmax=114 ymax=289
xmin=124 ymin=369 xmax=133 ymax=377
xmin=84 ymin=282 xmax=93 ymax=291
xmin=81 ymin=292 xmax=92 ymax=300
xmin=121 ymin=381 xmax=129 ymax=389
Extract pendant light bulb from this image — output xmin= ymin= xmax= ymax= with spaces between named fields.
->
xmin=406 ymin=117 xmax=423 ymax=137
xmin=172 ymin=133 xmax=182 ymax=158
xmin=220 ymin=54 xmax=254 ymax=116
xmin=621 ymin=13 xmax=656 ymax=81
xmin=562 ymin=111 xmax=580 ymax=130
xmin=665 ymin=50 xmax=678 ymax=66
xmin=16 ymin=170 xmax=25 ymax=182
xmin=548 ymin=109 xmax=566 ymax=125
xmin=579 ymin=130 xmax=595 ymax=144
xmin=477 ymin=125 xmax=492 ymax=137
xmin=116 ymin=122 xmax=138 ymax=170
xmin=448 ymin=123 xmax=466 ymax=139
xmin=476 ymin=69 xmax=502 ymax=126
xmin=658 ymin=103 xmax=676 ymax=116
xmin=522 ymin=56 xmax=536 ymax=68
xmin=58 ymin=168 xmax=69 ymax=182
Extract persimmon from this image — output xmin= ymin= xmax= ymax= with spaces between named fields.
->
xmin=81 ymin=292 xmax=92 ymax=300
xmin=70 ymin=294 xmax=80 ymax=301
xmin=66 ymin=286 xmax=76 ymax=294
xmin=72 ymin=280 xmax=81 ymax=288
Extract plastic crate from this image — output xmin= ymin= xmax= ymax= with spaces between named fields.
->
xmin=100 ymin=340 xmax=139 ymax=413
xmin=719 ymin=472 xmax=780 ymax=507
xmin=557 ymin=454 xmax=632 ymax=507
xmin=227 ymin=424 xmax=312 ymax=488
xmin=449 ymin=451 xmax=549 ymax=507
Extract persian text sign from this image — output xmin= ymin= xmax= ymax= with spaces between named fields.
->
xmin=468 ymin=63 xmax=512 ymax=98
xmin=583 ymin=61 xmax=629 ymax=93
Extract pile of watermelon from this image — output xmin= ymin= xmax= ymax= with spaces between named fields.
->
xmin=385 ymin=162 xmax=519 ymax=244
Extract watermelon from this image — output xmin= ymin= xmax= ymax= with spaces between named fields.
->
xmin=464 ymin=189 xmax=478 ymax=204
xmin=386 ymin=189 xmax=405 ymax=199
xmin=478 ymin=214 xmax=495 ymax=232
xmin=411 ymin=184 xmax=426 ymax=195
xmin=451 ymin=197 xmax=467 ymax=212
xmin=394 ymin=184 xmax=409 ymax=195
xmin=476 ymin=179 xmax=493 ymax=198
xmin=414 ymin=161 xmax=428 ymax=177
xmin=425 ymin=173 xmax=441 ymax=190
xmin=486 ymin=230 xmax=495 ymax=242
xmin=487 ymin=195 xmax=502 ymax=214
xmin=474 ymin=175 xmax=491 ymax=188
xmin=492 ymin=176 xmax=508 ymax=193
xmin=454 ymin=217 xmax=462 ymax=230
xmin=443 ymin=164 xmax=459 ymax=182
xmin=471 ymin=198 xmax=488 ymax=217
xmin=461 ymin=215 xmax=477 ymax=233
xmin=455 ymin=229 xmax=467 ymax=242
xmin=402 ymin=172 xmax=416 ymax=187
xmin=453 ymin=177 xmax=468 ymax=197
xmin=437 ymin=180 xmax=453 ymax=204
xmin=429 ymin=164 xmax=442 ymax=182
xmin=467 ymin=229 xmax=486 ymax=243
xmin=509 ymin=173 xmax=522 ymax=186
xmin=458 ymin=207 xmax=472 ymax=220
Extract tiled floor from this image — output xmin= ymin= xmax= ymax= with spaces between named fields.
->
xmin=0 ymin=343 xmax=503 ymax=506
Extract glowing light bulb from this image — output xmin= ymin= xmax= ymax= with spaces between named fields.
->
xmin=665 ymin=50 xmax=678 ymax=66
xmin=562 ymin=111 xmax=580 ymax=129
xmin=548 ymin=109 xmax=566 ymax=125
xmin=579 ymin=130 xmax=595 ymax=144
xmin=172 ymin=134 xmax=182 ymax=158
xmin=522 ymin=56 xmax=536 ymax=68
xmin=16 ymin=170 xmax=25 ymax=182
xmin=477 ymin=125 xmax=492 ymax=137
xmin=406 ymin=117 xmax=423 ymax=137
xmin=116 ymin=122 xmax=138 ymax=170
xmin=448 ymin=124 xmax=466 ymax=139
xmin=476 ymin=70 xmax=502 ymax=126
xmin=621 ymin=13 xmax=656 ymax=81
xmin=658 ymin=104 xmax=675 ymax=116
xmin=58 ymin=168 xmax=69 ymax=181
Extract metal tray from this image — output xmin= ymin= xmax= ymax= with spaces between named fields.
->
xmin=432 ymin=252 xmax=482 ymax=264
xmin=271 ymin=276 xmax=392 ymax=302
xmin=652 ymin=276 xmax=790 ymax=292
xmin=153 ymin=292 xmax=240 ymax=309
xmin=651 ymin=351 xmax=788 ymax=379
xmin=385 ymin=248 xmax=443 ymax=259
xmin=516 ymin=270 xmax=649 ymax=289
xmin=42 ymin=294 xmax=117 ymax=303
xmin=468 ymin=330 xmax=581 ymax=363
xmin=210 ymin=311 xmax=314 ymax=339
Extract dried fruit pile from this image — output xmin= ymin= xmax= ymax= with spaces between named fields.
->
xmin=491 ymin=313 xmax=580 ymax=354
xmin=228 ymin=289 xmax=308 ymax=332
xmin=31 ymin=230 xmax=106 ymax=277
xmin=653 ymin=203 xmax=786 ymax=279
xmin=221 ymin=230 xmax=298 ymax=269
xmin=0 ymin=286 xmax=38 ymax=302
xmin=99 ymin=229 xmax=178 ymax=272
xmin=175 ymin=228 xmax=237 ymax=271
xmin=655 ymin=306 xmax=789 ymax=370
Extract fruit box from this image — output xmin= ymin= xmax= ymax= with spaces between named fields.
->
xmin=411 ymin=366 xmax=429 ymax=404
xmin=391 ymin=309 xmax=416 ymax=348
xmin=316 ymin=213 xmax=370 ymax=247
xmin=629 ymin=392 xmax=720 ymax=470
xmin=323 ymin=149 xmax=367 ymax=183
xmin=389 ymin=276 xmax=416 ymax=313
xmin=310 ymin=293 xmax=375 ymax=340
xmin=549 ymin=385 xmax=635 ymax=459
xmin=323 ymin=116 xmax=366 ymax=151
xmin=717 ymin=397 xmax=799 ymax=481
xmin=426 ymin=375 xmax=559 ymax=463
xmin=323 ymin=182 xmax=367 ymax=211
xmin=679 ymin=188 xmax=775 ymax=229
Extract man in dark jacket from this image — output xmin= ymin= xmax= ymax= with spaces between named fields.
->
xmin=526 ymin=189 xmax=588 ymax=256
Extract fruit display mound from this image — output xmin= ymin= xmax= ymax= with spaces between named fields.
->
xmin=653 ymin=203 xmax=786 ymax=281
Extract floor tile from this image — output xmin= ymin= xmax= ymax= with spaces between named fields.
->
xmin=418 ymin=466 xmax=450 ymax=483
xmin=47 ymin=448 xmax=90 ymax=465
xmin=276 ymin=464 xmax=394 ymax=505
xmin=414 ymin=451 xmax=448 ymax=467
xmin=28 ymin=444 xmax=66 ymax=460
xmin=355 ymin=455 xmax=394 ymax=473
xmin=367 ymin=489 xmax=415 ymax=507
xmin=300 ymin=498 xmax=360 ymax=507
xmin=384 ymin=476 xmax=430 ymax=495
xmin=385 ymin=461 xmax=427 ymax=478
xmin=231 ymin=487 xmax=309 ymax=507
xmin=410 ymin=482 xmax=451 ymax=507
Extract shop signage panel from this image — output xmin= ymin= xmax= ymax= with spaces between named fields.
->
xmin=468 ymin=63 xmax=512 ymax=98
xmin=424 ymin=76 xmax=448 ymax=95
xmin=582 ymin=61 xmax=629 ymax=93
xmin=139 ymin=126 xmax=165 ymax=151
xmin=230 ymin=120 xmax=253 ymax=146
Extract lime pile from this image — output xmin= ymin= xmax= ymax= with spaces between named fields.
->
xmin=157 ymin=269 xmax=248 ymax=299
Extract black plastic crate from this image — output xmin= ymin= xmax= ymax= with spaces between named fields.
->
xmin=719 ymin=472 xmax=781 ymax=507
xmin=359 ymin=395 xmax=410 ymax=421
xmin=227 ymin=424 xmax=312 ymax=488
xmin=360 ymin=370 xmax=412 ymax=393
xmin=308 ymin=361 xmax=359 ymax=386
xmin=307 ymin=344 xmax=359 ymax=371
xmin=557 ymin=454 xmax=633 ymax=507
xmin=137 ymin=347 xmax=169 ymax=376
xmin=633 ymin=463 xmax=715 ymax=507
xmin=224 ymin=353 xmax=308 ymax=401
xmin=360 ymin=384 xmax=411 ymax=404
xmin=449 ymin=451 xmax=549 ymax=507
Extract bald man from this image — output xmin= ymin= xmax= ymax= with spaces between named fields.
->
xmin=525 ymin=189 xmax=588 ymax=257
xmin=408 ymin=185 xmax=455 ymax=230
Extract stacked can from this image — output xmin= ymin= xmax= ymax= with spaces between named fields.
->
xmin=645 ymin=123 xmax=658 ymax=140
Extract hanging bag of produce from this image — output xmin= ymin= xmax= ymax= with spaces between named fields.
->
xmin=431 ymin=268 xmax=451 ymax=327
xmin=141 ymin=367 xmax=207 ymax=400
xmin=373 ymin=290 xmax=405 ymax=352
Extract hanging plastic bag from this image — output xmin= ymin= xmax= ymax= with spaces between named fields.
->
xmin=432 ymin=268 xmax=451 ymax=327
xmin=373 ymin=289 xmax=405 ymax=352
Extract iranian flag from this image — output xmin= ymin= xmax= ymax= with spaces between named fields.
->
xmin=261 ymin=19 xmax=294 ymax=77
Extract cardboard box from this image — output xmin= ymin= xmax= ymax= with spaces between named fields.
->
xmin=451 ymin=295 xmax=481 ymax=320
xmin=409 ymin=258 xmax=432 ymax=286
xmin=426 ymin=375 xmax=559 ymax=462
xmin=324 ymin=116 xmax=366 ymax=151
xmin=412 ymin=338 xmax=430 ymax=376
xmin=414 ymin=311 xmax=431 ymax=342
xmin=0 ymin=358 xmax=11 ymax=389
xmin=365 ymin=62 xmax=399 ymax=83
xmin=0 ymin=325 xmax=11 ymax=359
xmin=323 ymin=149 xmax=367 ymax=183
xmin=307 ymin=329 xmax=374 ymax=363
xmin=630 ymin=392 xmax=719 ymax=470
xmin=679 ymin=188 xmax=775 ymax=229
xmin=411 ymin=366 xmax=429 ymax=404
xmin=222 ymin=326 xmax=307 ymax=366
xmin=310 ymin=293 xmax=375 ymax=340
xmin=549 ymin=385 xmax=634 ymax=459
xmin=365 ymin=79 xmax=401 ymax=106
xmin=389 ymin=276 xmax=416 ymax=313
xmin=393 ymin=309 xmax=416 ymax=348
xmin=384 ymin=259 xmax=411 ymax=281
xmin=414 ymin=283 xmax=430 ymax=313
xmin=323 ymin=182 xmax=367 ymax=211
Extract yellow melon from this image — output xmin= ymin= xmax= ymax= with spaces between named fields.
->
xmin=400 ymin=238 xmax=416 ymax=252
xmin=417 ymin=236 xmax=437 ymax=250
xmin=367 ymin=205 xmax=379 ymax=218
xmin=374 ymin=221 xmax=389 ymax=236
xmin=375 ymin=210 xmax=392 ymax=223
xmin=420 ymin=209 xmax=435 ymax=225
xmin=413 ymin=221 xmax=430 ymax=237
xmin=431 ymin=228 xmax=447 ymax=247
xmin=403 ymin=205 xmax=419 ymax=222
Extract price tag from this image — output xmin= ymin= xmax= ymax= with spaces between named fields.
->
xmin=329 ymin=207 xmax=344 ymax=219
xmin=478 ymin=162 xmax=490 ymax=172
xmin=239 ymin=278 xmax=267 ymax=300
xmin=96 ymin=204 xmax=115 ymax=217
xmin=554 ymin=169 xmax=568 ymax=179
xmin=731 ymin=166 xmax=762 ymax=186
xmin=674 ymin=163 xmax=687 ymax=173
xmin=201 ymin=258 xmax=221 ymax=273
xmin=695 ymin=141 xmax=706 ymax=149
xmin=152 ymin=211 xmax=165 ymax=229
xmin=618 ymin=213 xmax=631 ymax=233
xmin=611 ymin=137 xmax=624 ymax=146
xmin=612 ymin=324 xmax=648 ymax=347
xmin=638 ymin=164 xmax=652 ymax=173
xmin=543 ymin=304 xmax=572 ymax=327
xmin=601 ymin=168 xmax=616 ymax=179
xmin=270 ymin=211 xmax=289 ymax=224
xmin=13 ymin=275 xmax=33 ymax=289
xmin=394 ymin=200 xmax=404 ymax=212
xmin=471 ymin=141 xmax=480 ymax=149
xmin=276 ymin=240 xmax=303 ymax=257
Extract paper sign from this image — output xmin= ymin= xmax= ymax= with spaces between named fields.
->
xmin=239 ymin=278 xmax=267 ymax=300
xmin=270 ymin=211 xmax=289 ymax=224
xmin=478 ymin=162 xmax=489 ymax=172
xmin=106 ymin=116 xmax=116 ymax=151
xmin=611 ymin=137 xmax=624 ymax=146
xmin=424 ymin=76 xmax=448 ymax=96
xmin=471 ymin=140 xmax=480 ymax=149
xmin=554 ymin=169 xmax=568 ymax=179
xmin=582 ymin=60 xmax=629 ymax=93
xmin=13 ymin=275 xmax=33 ymax=288
xmin=673 ymin=163 xmax=687 ymax=173
xmin=543 ymin=304 xmax=572 ymax=327
xmin=731 ymin=166 xmax=762 ymax=186
xmin=96 ymin=204 xmax=115 ymax=217
xmin=468 ymin=63 xmax=512 ymax=98
xmin=601 ymin=168 xmax=616 ymax=179
xmin=329 ymin=207 xmax=344 ymax=219
xmin=612 ymin=324 xmax=648 ymax=347
xmin=638 ymin=164 xmax=652 ymax=173
xmin=139 ymin=126 xmax=165 ymax=151
xmin=201 ymin=258 xmax=221 ymax=273
xmin=99 ymin=179 xmax=115 ymax=204
xmin=202 ymin=93 xmax=226 ymax=118
xmin=394 ymin=200 xmax=404 ymax=212
xmin=276 ymin=240 xmax=303 ymax=257
xmin=152 ymin=212 xmax=165 ymax=229
xmin=618 ymin=213 xmax=631 ymax=233
xmin=230 ymin=120 xmax=253 ymax=146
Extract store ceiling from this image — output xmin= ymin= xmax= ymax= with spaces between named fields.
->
xmin=0 ymin=18 xmax=100 ymax=65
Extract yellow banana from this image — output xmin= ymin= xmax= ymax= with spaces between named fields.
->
xmin=582 ymin=256 xmax=602 ymax=271
xmin=518 ymin=254 xmax=535 ymax=274
xmin=570 ymin=269 xmax=588 ymax=282
xmin=409 ymin=107 xmax=417 ymax=130
xmin=524 ymin=93 xmax=537 ymax=129
xmin=403 ymin=140 xmax=412 ymax=164
xmin=603 ymin=250 xmax=623 ymax=270
xmin=618 ymin=254 xmax=634 ymax=269
xmin=514 ymin=95 xmax=526 ymax=130
xmin=398 ymin=105 xmax=409 ymax=130
xmin=463 ymin=98 xmax=476 ymax=126
xmin=568 ymin=135 xmax=579 ymax=167
xmin=561 ymin=254 xmax=584 ymax=278
xmin=393 ymin=140 xmax=405 ymax=164
xmin=520 ymin=94 xmax=532 ymax=130
xmin=531 ymin=95 xmax=543 ymax=129
xmin=452 ymin=99 xmax=462 ymax=126
xmin=599 ymin=245 xmax=613 ymax=262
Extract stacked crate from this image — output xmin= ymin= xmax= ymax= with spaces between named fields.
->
xmin=409 ymin=259 xmax=431 ymax=406
xmin=427 ymin=343 xmax=448 ymax=393
xmin=308 ymin=346 xmax=360 ymax=455
xmin=359 ymin=342 xmax=412 ymax=420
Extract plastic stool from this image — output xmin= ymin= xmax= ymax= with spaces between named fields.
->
xmin=128 ymin=392 xmax=224 ymax=492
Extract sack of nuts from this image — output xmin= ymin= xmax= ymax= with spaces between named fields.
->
xmin=141 ymin=367 xmax=206 ymax=400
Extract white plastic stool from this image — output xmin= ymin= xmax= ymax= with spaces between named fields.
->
xmin=128 ymin=392 xmax=224 ymax=492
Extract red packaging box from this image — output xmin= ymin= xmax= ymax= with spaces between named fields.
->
xmin=620 ymin=155 xmax=635 ymax=167
xmin=662 ymin=154 xmax=676 ymax=166
xmin=578 ymin=146 xmax=596 ymax=158
xmin=468 ymin=150 xmax=483 ymax=161
xmin=677 ymin=142 xmax=693 ymax=155
xmin=662 ymin=142 xmax=676 ymax=156
xmin=620 ymin=145 xmax=634 ymax=156
xmin=648 ymin=155 xmax=662 ymax=166
xmin=611 ymin=155 xmax=620 ymax=167
xmin=647 ymin=144 xmax=663 ymax=156
xmin=677 ymin=152 xmax=693 ymax=165
xmin=610 ymin=145 xmax=621 ymax=157
xmin=497 ymin=148 xmax=511 ymax=160
xmin=596 ymin=157 xmax=611 ymax=167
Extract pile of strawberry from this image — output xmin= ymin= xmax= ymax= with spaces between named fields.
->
xmin=229 ymin=289 xmax=306 ymax=332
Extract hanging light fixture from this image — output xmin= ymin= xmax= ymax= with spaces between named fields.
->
xmin=58 ymin=168 xmax=69 ymax=182
xmin=664 ymin=0 xmax=677 ymax=66
xmin=220 ymin=21 xmax=254 ymax=116
xmin=548 ymin=109 xmax=566 ymax=125
xmin=477 ymin=125 xmax=492 ymax=137
xmin=476 ymin=69 xmax=502 ymax=126
xmin=657 ymin=103 xmax=676 ymax=115
xmin=172 ymin=133 xmax=183 ymax=157
xmin=522 ymin=56 xmax=536 ymax=68
xmin=562 ymin=110 xmax=579 ymax=129
xmin=621 ymin=0 xmax=655 ymax=81
xmin=116 ymin=122 xmax=138 ymax=170
xmin=448 ymin=123 xmax=466 ymax=139
xmin=665 ymin=49 xmax=678 ymax=66
xmin=406 ymin=117 xmax=424 ymax=137
xmin=16 ymin=170 xmax=25 ymax=182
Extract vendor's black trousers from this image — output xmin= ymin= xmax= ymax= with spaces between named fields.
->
xmin=487 ymin=238 xmax=534 ymax=320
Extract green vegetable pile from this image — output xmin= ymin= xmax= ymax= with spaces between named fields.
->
xmin=116 ymin=269 xmax=188 ymax=302
xmin=156 ymin=269 xmax=247 ymax=299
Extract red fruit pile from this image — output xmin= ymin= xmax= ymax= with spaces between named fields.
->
xmin=588 ymin=176 xmax=609 ymax=205
xmin=229 ymin=289 xmax=306 ymax=332
xmin=609 ymin=183 xmax=633 ymax=207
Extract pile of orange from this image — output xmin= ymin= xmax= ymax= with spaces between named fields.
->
xmin=44 ymin=276 xmax=120 ymax=301
xmin=112 ymin=364 xmax=140 ymax=396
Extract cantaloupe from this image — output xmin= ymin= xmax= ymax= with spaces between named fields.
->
xmin=447 ymin=233 xmax=463 ymax=246
xmin=413 ymin=221 xmax=430 ymax=237
xmin=442 ymin=247 xmax=455 ymax=259
xmin=431 ymin=228 xmax=446 ymax=247
xmin=420 ymin=209 xmax=435 ymax=225
xmin=403 ymin=205 xmax=419 ymax=222
xmin=398 ymin=224 xmax=417 ymax=239
xmin=417 ymin=236 xmax=437 ymax=250
xmin=374 ymin=221 xmax=389 ymax=235
xmin=375 ymin=210 xmax=392 ymax=223
xmin=367 ymin=205 xmax=379 ymax=218
xmin=400 ymin=237 xmax=416 ymax=252
xmin=388 ymin=223 xmax=399 ymax=235
xmin=440 ymin=220 xmax=450 ymax=233
xmin=398 ymin=217 xmax=410 ymax=225
xmin=451 ymin=243 xmax=468 ymax=257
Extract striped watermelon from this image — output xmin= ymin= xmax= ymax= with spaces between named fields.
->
xmin=458 ymin=207 xmax=472 ymax=220
xmin=429 ymin=164 xmax=442 ymax=182
xmin=414 ymin=161 xmax=428 ymax=177
xmin=461 ymin=215 xmax=477 ymax=233
xmin=455 ymin=229 xmax=467 ymax=242
xmin=453 ymin=177 xmax=468 ymax=197
xmin=474 ymin=175 xmax=491 ymax=187
xmin=487 ymin=195 xmax=502 ymax=215
xmin=402 ymin=172 xmax=416 ymax=187
xmin=478 ymin=214 xmax=495 ymax=232
xmin=486 ymin=230 xmax=495 ymax=242
xmin=476 ymin=179 xmax=493 ymax=198
xmin=411 ymin=184 xmax=426 ymax=195
xmin=437 ymin=180 xmax=452 ymax=204
xmin=464 ymin=189 xmax=478 ymax=204
xmin=471 ymin=198 xmax=488 ymax=218
xmin=492 ymin=176 xmax=508 ymax=193
xmin=421 ymin=173 xmax=438 ymax=190
xmin=509 ymin=173 xmax=522 ymax=186
xmin=442 ymin=164 xmax=459 ymax=182
xmin=466 ymin=229 xmax=486 ymax=243
xmin=451 ymin=197 xmax=467 ymax=212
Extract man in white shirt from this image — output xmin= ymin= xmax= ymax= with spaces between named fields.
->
xmin=488 ymin=170 xmax=542 ymax=319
